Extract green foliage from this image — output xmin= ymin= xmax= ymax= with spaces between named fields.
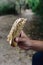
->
xmin=0 ymin=0 xmax=18 ymax=15
xmin=0 ymin=0 xmax=27 ymax=15
xmin=27 ymin=0 xmax=43 ymax=15
xmin=28 ymin=0 xmax=39 ymax=11
xmin=35 ymin=0 xmax=43 ymax=15
xmin=1 ymin=0 xmax=43 ymax=15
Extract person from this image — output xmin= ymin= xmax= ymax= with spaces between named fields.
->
xmin=14 ymin=30 xmax=43 ymax=65
xmin=14 ymin=0 xmax=43 ymax=65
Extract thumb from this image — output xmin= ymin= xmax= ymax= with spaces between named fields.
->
xmin=19 ymin=30 xmax=27 ymax=38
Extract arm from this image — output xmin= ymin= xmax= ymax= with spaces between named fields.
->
xmin=14 ymin=31 xmax=43 ymax=51
xmin=30 ymin=40 xmax=43 ymax=51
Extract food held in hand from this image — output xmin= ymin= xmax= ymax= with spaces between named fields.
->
xmin=7 ymin=18 xmax=27 ymax=47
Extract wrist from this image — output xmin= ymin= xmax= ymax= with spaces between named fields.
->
xmin=27 ymin=39 xmax=33 ymax=50
xmin=29 ymin=40 xmax=33 ymax=50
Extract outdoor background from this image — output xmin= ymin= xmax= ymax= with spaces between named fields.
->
xmin=0 ymin=0 xmax=43 ymax=65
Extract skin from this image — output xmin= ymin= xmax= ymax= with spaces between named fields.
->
xmin=14 ymin=30 xmax=43 ymax=51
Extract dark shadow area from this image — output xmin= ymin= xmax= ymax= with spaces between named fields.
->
xmin=0 ymin=5 xmax=18 ymax=16
xmin=28 ymin=15 xmax=43 ymax=40
xmin=32 ymin=0 xmax=43 ymax=15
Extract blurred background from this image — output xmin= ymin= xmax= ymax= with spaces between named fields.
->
xmin=0 ymin=0 xmax=29 ymax=15
xmin=0 ymin=0 xmax=43 ymax=40
xmin=0 ymin=0 xmax=43 ymax=65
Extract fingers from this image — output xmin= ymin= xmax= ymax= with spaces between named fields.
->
xmin=14 ymin=34 xmax=29 ymax=50
xmin=14 ymin=37 xmax=25 ymax=43
xmin=19 ymin=45 xmax=28 ymax=50
xmin=15 ymin=30 xmax=27 ymax=44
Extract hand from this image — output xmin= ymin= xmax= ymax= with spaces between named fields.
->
xmin=14 ymin=31 xmax=32 ymax=50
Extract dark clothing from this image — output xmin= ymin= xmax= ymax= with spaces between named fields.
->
xmin=32 ymin=52 xmax=43 ymax=65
